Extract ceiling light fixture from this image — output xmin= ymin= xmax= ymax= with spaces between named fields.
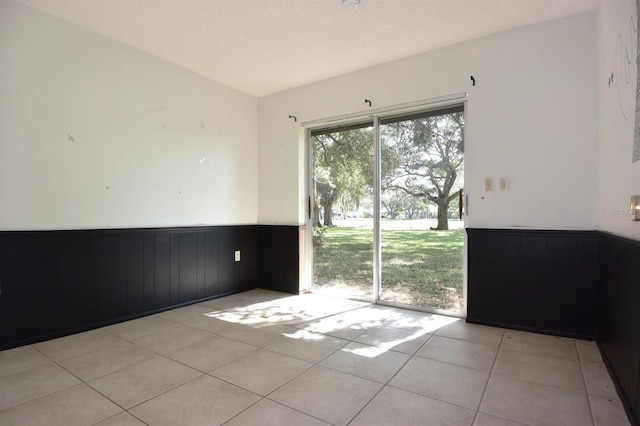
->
xmin=342 ymin=0 xmax=360 ymax=11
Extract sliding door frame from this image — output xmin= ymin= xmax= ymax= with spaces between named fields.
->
xmin=372 ymin=115 xmax=382 ymax=303
xmin=303 ymin=93 xmax=468 ymax=317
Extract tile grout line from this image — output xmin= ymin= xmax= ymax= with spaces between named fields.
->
xmin=235 ymin=308 xmax=425 ymax=425
xmin=470 ymin=328 xmax=506 ymax=426
xmin=77 ymin=299 xmax=370 ymax=424
xmin=84 ymin=352 xmax=205 ymax=420
xmin=259 ymin=331 xmax=378 ymax=425
xmin=341 ymin=322 xmax=505 ymax=424
xmin=234 ymin=308 xmax=428 ymax=424
xmin=577 ymin=339 xmax=598 ymax=426
xmin=3 ymin=344 xmax=135 ymax=423
xmin=99 ymin=410 xmax=150 ymax=426
xmin=205 ymin=352 xmax=314 ymax=397
xmin=34 ymin=329 xmax=231 ymax=422
xmin=343 ymin=327 xmax=441 ymax=425
xmin=218 ymin=397 xmax=265 ymax=426
xmin=3 ymin=293 xmax=612 ymax=425
xmin=409 ymin=338 xmax=501 ymax=374
xmin=261 ymin=336 xmax=350 ymax=365
xmin=490 ymin=341 xmax=600 ymax=397
xmin=201 ymin=345 xmax=319 ymax=422
xmin=115 ymin=300 xmax=330 ymax=424
xmin=342 ymin=324 xmax=423 ymax=425
xmin=217 ymin=315 xmax=374 ymax=425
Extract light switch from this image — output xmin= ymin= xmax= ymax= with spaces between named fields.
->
xmin=235 ymin=250 xmax=241 ymax=262
xmin=499 ymin=177 xmax=508 ymax=191
xmin=483 ymin=178 xmax=492 ymax=192
xmin=630 ymin=195 xmax=640 ymax=221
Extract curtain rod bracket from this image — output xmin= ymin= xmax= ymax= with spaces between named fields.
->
xmin=288 ymin=115 xmax=297 ymax=122
xmin=470 ymin=76 xmax=476 ymax=86
xmin=364 ymin=99 xmax=372 ymax=107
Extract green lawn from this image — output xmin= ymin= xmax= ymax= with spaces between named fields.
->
xmin=313 ymin=227 xmax=464 ymax=311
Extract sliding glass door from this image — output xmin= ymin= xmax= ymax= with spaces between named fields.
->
xmin=309 ymin=103 xmax=465 ymax=315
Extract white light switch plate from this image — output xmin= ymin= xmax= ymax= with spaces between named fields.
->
xmin=483 ymin=178 xmax=492 ymax=192
xmin=499 ymin=177 xmax=508 ymax=191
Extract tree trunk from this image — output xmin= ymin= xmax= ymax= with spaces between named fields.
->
xmin=321 ymin=199 xmax=334 ymax=226
xmin=433 ymin=200 xmax=449 ymax=230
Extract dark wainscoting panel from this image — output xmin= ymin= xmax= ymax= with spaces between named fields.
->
xmin=598 ymin=232 xmax=640 ymax=426
xmin=0 ymin=225 xmax=270 ymax=350
xmin=0 ymin=224 xmax=301 ymax=350
xmin=466 ymin=228 xmax=598 ymax=339
xmin=257 ymin=225 xmax=300 ymax=294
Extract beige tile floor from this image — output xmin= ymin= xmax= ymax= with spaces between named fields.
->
xmin=0 ymin=289 xmax=631 ymax=426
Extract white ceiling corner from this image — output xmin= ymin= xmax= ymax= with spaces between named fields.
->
xmin=12 ymin=0 xmax=597 ymax=97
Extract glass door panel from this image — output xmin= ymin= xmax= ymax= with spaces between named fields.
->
xmin=378 ymin=107 xmax=465 ymax=313
xmin=311 ymin=123 xmax=375 ymax=300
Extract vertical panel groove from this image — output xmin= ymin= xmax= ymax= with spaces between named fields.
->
xmin=125 ymin=235 xmax=129 ymax=315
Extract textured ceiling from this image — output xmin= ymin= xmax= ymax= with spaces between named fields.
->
xmin=13 ymin=0 xmax=597 ymax=97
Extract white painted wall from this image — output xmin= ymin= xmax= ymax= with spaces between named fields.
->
xmin=258 ymin=13 xmax=599 ymax=230
xmin=597 ymin=0 xmax=640 ymax=240
xmin=0 ymin=1 xmax=258 ymax=230
xmin=1 ymin=1 xmax=603 ymax=233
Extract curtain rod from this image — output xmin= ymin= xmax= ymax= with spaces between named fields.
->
xmin=300 ymin=92 xmax=467 ymax=129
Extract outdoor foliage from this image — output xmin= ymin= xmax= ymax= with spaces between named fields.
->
xmin=381 ymin=111 xmax=464 ymax=230
xmin=312 ymin=126 xmax=373 ymax=227
xmin=312 ymin=111 xmax=464 ymax=230
xmin=313 ymin=227 xmax=464 ymax=311
xmin=312 ymin=227 xmax=327 ymax=248
xmin=381 ymin=191 xmax=429 ymax=219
